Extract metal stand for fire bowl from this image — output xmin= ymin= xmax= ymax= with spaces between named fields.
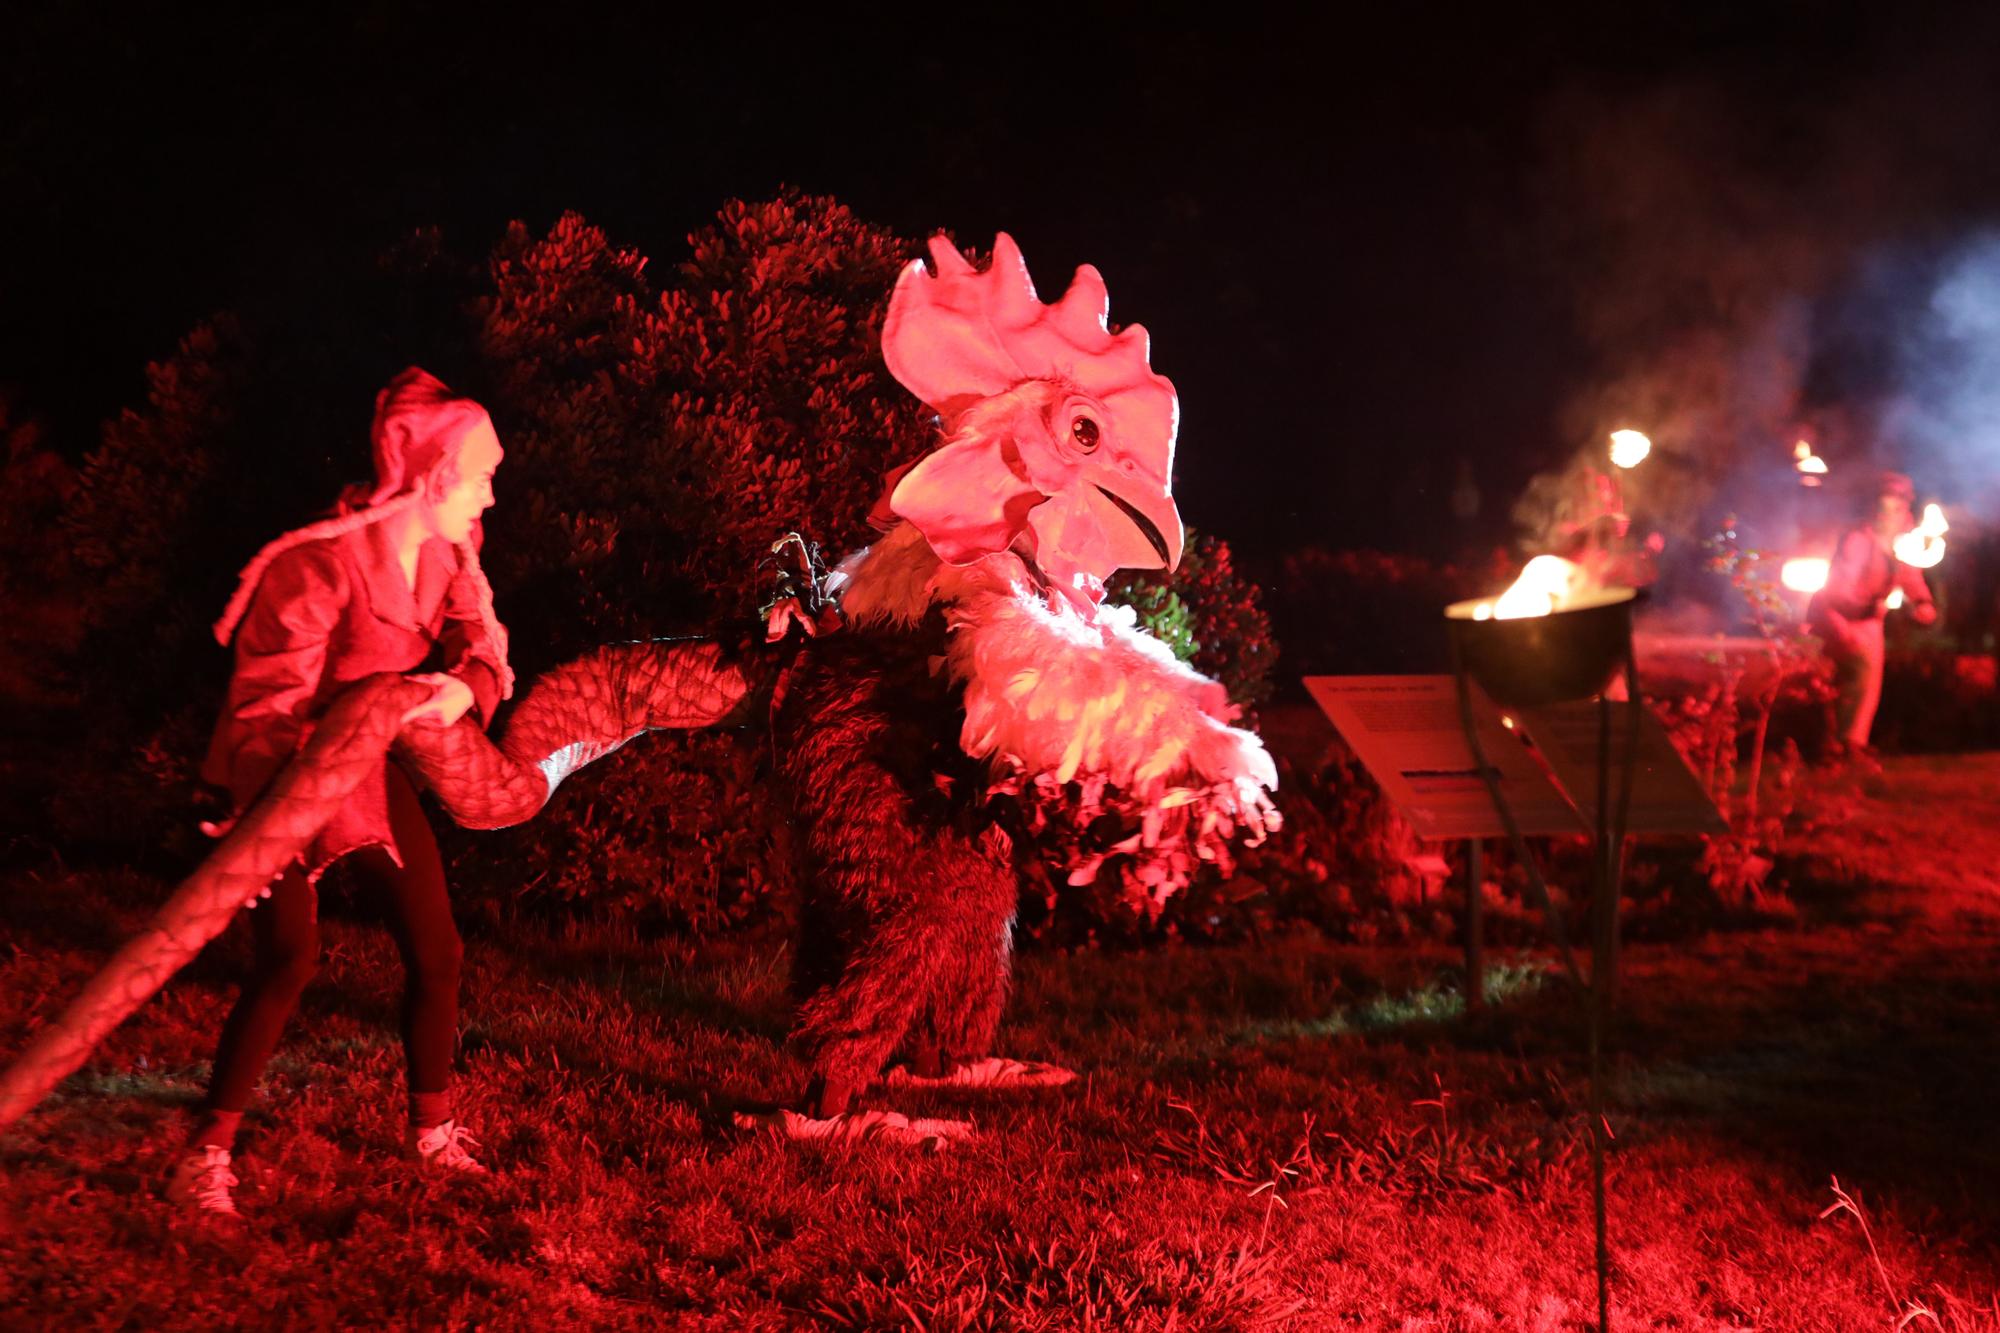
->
xmin=1445 ymin=586 xmax=1645 ymax=1333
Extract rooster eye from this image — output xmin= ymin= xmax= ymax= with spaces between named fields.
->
xmin=1071 ymin=416 xmax=1100 ymax=452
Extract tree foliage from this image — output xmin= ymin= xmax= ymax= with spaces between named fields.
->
xmin=473 ymin=197 xmax=933 ymax=667
xmin=1111 ymin=533 xmax=1276 ymax=708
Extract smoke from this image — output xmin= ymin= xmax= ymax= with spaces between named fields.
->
xmin=1885 ymin=234 xmax=2000 ymax=520
xmin=1518 ymin=11 xmax=2000 ymax=566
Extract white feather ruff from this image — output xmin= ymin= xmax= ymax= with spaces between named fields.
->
xmin=837 ymin=523 xmax=1260 ymax=795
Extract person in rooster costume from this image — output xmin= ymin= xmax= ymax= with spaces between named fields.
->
xmin=771 ymin=235 xmax=1279 ymax=1126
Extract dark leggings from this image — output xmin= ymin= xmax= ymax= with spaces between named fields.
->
xmin=201 ymin=764 xmax=464 ymax=1121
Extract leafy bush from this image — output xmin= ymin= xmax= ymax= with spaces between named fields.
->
xmin=1112 ymin=533 xmax=1276 ymax=708
xmin=40 ymin=320 xmax=265 ymax=862
xmin=472 ymin=196 xmax=933 ymax=663
xmin=1237 ymin=753 xmax=1443 ymax=940
xmin=0 ymin=398 xmax=79 ymax=709
xmin=0 ymin=398 xmax=72 ymax=585
xmin=463 ymin=195 xmax=935 ymax=927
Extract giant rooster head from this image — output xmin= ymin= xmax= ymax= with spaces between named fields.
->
xmin=881 ymin=233 xmax=1183 ymax=615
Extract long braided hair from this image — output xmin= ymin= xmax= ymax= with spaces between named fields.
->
xmin=211 ymin=368 xmax=515 ymax=699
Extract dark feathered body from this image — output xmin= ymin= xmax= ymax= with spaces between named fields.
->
xmin=764 ymin=513 xmax=1275 ymax=1117
xmin=772 ymin=616 xmax=1019 ymax=1114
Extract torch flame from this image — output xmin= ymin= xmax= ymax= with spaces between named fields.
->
xmin=1608 ymin=429 xmax=1651 ymax=469
xmin=1892 ymin=503 xmax=1948 ymax=569
xmin=1471 ymin=555 xmax=1580 ymax=621
xmin=1793 ymin=440 xmax=1827 ymax=483
xmin=1780 ymin=557 xmax=1829 ymax=593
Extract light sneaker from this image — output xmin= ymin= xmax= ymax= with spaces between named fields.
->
xmin=884 ymin=1056 xmax=1078 ymax=1090
xmin=731 ymin=1107 xmax=973 ymax=1152
xmin=166 ymin=1145 xmax=241 ymax=1218
xmin=409 ymin=1119 xmax=488 ymax=1173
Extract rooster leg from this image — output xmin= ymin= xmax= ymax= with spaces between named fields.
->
xmin=792 ymin=899 xmax=948 ymax=1116
xmin=793 ymin=836 xmax=1023 ymax=1113
xmin=907 ymin=855 xmax=1015 ymax=1076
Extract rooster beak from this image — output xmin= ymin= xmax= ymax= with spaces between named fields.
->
xmin=1085 ymin=474 xmax=1184 ymax=572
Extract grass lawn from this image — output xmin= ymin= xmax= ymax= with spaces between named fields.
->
xmin=2 ymin=757 xmax=1998 ymax=1330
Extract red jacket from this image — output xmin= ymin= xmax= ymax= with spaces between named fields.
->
xmin=202 ymin=520 xmax=507 ymax=877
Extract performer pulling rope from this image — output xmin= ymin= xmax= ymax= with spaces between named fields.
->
xmin=0 ymin=641 xmax=750 ymax=1136
xmin=0 ymin=368 xmax=753 ymax=1220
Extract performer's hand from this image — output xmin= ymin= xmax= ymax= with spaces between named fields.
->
xmin=1911 ymin=601 xmax=1939 ymax=627
xmin=402 ymin=673 xmax=476 ymax=728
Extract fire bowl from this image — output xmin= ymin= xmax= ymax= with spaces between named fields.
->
xmin=1444 ymin=587 xmax=1643 ymax=707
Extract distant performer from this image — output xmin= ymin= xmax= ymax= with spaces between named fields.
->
xmin=1809 ymin=470 xmax=1937 ymax=756
xmin=171 ymin=368 xmax=513 ymax=1217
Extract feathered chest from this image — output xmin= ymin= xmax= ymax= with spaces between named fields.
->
xmin=774 ymin=522 xmax=1274 ymax=904
xmin=820 ymin=523 xmax=1229 ymax=795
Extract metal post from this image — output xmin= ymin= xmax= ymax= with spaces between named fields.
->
xmin=1606 ymin=651 xmax=1641 ymax=1006
xmin=1449 ymin=641 xmax=1583 ymax=985
xmin=1463 ymin=837 xmax=1484 ymax=1014
xmin=1589 ymin=692 xmax=1613 ymax=1333
xmin=1587 ymin=637 xmax=1642 ymax=1333
xmin=1594 ymin=692 xmax=1613 ymax=992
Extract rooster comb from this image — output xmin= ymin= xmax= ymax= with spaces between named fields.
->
xmin=882 ymin=233 xmax=1176 ymax=444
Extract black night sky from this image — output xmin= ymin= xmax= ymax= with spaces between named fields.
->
xmin=9 ymin=3 xmax=2000 ymax=560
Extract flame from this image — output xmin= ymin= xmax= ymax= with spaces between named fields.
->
xmin=1892 ymin=503 xmax=1949 ymax=568
xmin=1793 ymin=440 xmax=1827 ymax=485
xmin=1608 ymin=429 xmax=1651 ymax=469
xmin=1471 ymin=555 xmax=1580 ymax=620
xmin=1885 ymin=588 xmax=1906 ymax=610
xmin=1780 ymin=557 xmax=1829 ymax=593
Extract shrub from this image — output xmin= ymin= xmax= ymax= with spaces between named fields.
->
xmin=0 ymin=398 xmax=80 ymax=708
xmin=474 ymin=196 xmax=933 ymax=667
xmin=1111 ymin=532 xmax=1276 ymax=708
xmin=45 ymin=319 xmax=265 ymax=861
xmin=462 ymin=196 xmax=937 ymax=926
